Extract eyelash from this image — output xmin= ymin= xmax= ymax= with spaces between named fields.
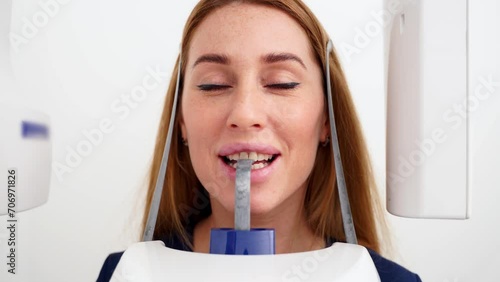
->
xmin=268 ymin=82 xmax=300 ymax=90
xmin=197 ymin=82 xmax=300 ymax=92
xmin=197 ymin=84 xmax=230 ymax=91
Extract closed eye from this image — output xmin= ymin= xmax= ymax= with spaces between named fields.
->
xmin=197 ymin=84 xmax=232 ymax=92
xmin=266 ymin=82 xmax=300 ymax=90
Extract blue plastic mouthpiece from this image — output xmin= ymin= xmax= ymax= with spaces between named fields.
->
xmin=210 ymin=228 xmax=275 ymax=255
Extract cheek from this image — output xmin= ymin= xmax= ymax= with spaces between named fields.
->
xmin=182 ymin=96 xmax=223 ymax=143
xmin=275 ymin=96 xmax=324 ymax=182
xmin=182 ymin=97 xmax=226 ymax=190
xmin=274 ymin=96 xmax=325 ymax=145
xmin=183 ymin=107 xmax=210 ymax=151
xmin=271 ymin=96 xmax=326 ymax=186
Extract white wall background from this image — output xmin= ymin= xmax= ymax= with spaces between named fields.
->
xmin=0 ymin=0 xmax=498 ymax=281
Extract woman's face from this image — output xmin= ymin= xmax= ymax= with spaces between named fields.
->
xmin=180 ymin=3 xmax=327 ymax=216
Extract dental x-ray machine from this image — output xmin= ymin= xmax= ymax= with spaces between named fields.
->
xmin=109 ymin=40 xmax=380 ymax=281
xmin=112 ymin=0 xmax=472 ymax=280
xmin=1 ymin=0 xmax=472 ymax=281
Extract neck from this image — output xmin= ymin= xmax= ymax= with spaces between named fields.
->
xmin=193 ymin=189 xmax=325 ymax=254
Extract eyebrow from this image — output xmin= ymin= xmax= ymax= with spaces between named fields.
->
xmin=191 ymin=52 xmax=307 ymax=69
xmin=193 ymin=54 xmax=229 ymax=68
xmin=262 ymin=53 xmax=307 ymax=70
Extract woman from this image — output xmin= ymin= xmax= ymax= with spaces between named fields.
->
xmin=98 ymin=0 xmax=421 ymax=281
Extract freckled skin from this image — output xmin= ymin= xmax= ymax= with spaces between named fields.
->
xmin=180 ymin=3 xmax=328 ymax=252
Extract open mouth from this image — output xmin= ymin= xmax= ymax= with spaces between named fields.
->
xmin=220 ymin=152 xmax=279 ymax=170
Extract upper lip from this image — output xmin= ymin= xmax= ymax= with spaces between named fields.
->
xmin=218 ymin=143 xmax=281 ymax=157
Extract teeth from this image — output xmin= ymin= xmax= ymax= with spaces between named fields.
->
xmin=226 ymin=152 xmax=272 ymax=162
xmin=252 ymin=163 xmax=265 ymax=170
xmin=228 ymin=161 xmax=270 ymax=170
xmin=248 ymin=152 xmax=258 ymax=161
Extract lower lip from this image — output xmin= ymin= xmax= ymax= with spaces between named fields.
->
xmin=219 ymin=156 xmax=280 ymax=184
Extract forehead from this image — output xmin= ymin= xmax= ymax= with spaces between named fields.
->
xmin=187 ymin=3 xmax=315 ymax=66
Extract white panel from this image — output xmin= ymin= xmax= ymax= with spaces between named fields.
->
xmin=112 ymin=241 xmax=380 ymax=282
xmin=0 ymin=106 xmax=52 ymax=215
xmin=386 ymin=0 xmax=468 ymax=219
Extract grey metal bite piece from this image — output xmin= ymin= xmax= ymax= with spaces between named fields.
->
xmin=235 ymin=159 xmax=253 ymax=231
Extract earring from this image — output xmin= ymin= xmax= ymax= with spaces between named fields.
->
xmin=321 ymin=137 xmax=330 ymax=147
xmin=181 ymin=138 xmax=188 ymax=146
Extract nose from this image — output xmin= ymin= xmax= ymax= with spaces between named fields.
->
xmin=226 ymin=83 xmax=266 ymax=131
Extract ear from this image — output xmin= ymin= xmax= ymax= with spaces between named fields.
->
xmin=320 ymin=109 xmax=330 ymax=143
xmin=179 ymin=115 xmax=187 ymax=140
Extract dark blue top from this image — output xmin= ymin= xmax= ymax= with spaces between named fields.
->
xmin=96 ymin=233 xmax=422 ymax=281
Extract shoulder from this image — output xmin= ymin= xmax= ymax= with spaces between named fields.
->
xmin=366 ymin=248 xmax=422 ymax=282
xmin=96 ymin=251 xmax=124 ymax=282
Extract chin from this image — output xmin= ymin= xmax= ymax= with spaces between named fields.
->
xmin=248 ymin=203 xmax=277 ymax=216
xmin=211 ymin=184 xmax=296 ymax=221
xmin=248 ymin=193 xmax=285 ymax=216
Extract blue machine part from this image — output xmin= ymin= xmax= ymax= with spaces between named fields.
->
xmin=210 ymin=228 xmax=275 ymax=255
xmin=22 ymin=121 xmax=49 ymax=139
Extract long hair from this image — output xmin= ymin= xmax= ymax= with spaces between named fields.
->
xmin=142 ymin=0 xmax=388 ymax=254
